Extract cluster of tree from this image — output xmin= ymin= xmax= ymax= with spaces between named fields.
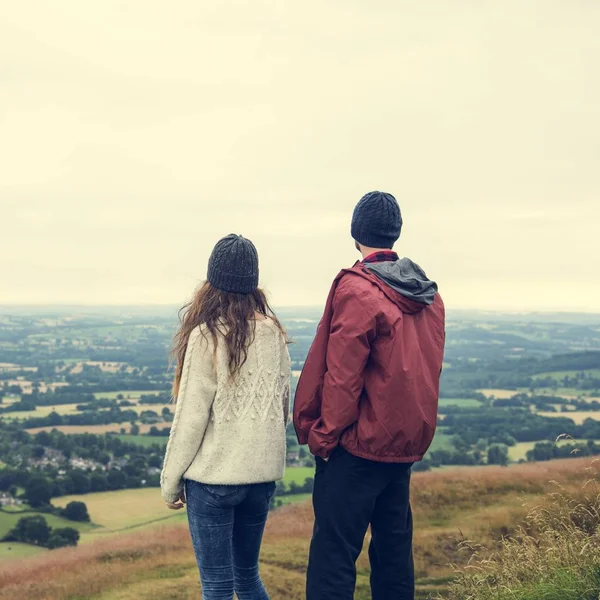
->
xmin=526 ymin=440 xmax=600 ymax=462
xmin=21 ymin=389 xmax=96 ymax=407
xmin=4 ymin=515 xmax=79 ymax=549
xmin=19 ymin=469 xmax=161 ymax=508
xmin=139 ymin=393 xmax=172 ymax=405
xmin=148 ymin=426 xmax=171 ymax=437
xmin=17 ymin=404 xmax=172 ymax=429
xmin=59 ymin=501 xmax=90 ymax=522
xmin=21 ymin=407 xmax=140 ymax=428
xmin=442 ymin=409 xmax=579 ymax=444
xmin=417 ymin=442 xmax=510 ymax=470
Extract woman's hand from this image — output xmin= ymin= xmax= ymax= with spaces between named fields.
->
xmin=166 ymin=489 xmax=186 ymax=510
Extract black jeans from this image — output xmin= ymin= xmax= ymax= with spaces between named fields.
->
xmin=306 ymin=447 xmax=414 ymax=600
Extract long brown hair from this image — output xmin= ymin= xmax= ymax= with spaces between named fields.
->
xmin=172 ymin=281 xmax=288 ymax=398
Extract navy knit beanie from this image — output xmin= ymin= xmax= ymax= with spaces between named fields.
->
xmin=207 ymin=234 xmax=259 ymax=294
xmin=351 ymin=191 xmax=402 ymax=249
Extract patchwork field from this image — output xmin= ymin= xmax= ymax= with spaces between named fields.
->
xmin=25 ymin=423 xmax=171 ymax=435
xmin=2 ymin=404 xmax=83 ymax=421
xmin=538 ymin=410 xmax=600 ymax=424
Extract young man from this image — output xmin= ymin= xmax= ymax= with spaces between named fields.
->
xmin=294 ymin=191 xmax=446 ymax=600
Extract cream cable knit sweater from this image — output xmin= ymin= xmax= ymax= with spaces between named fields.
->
xmin=161 ymin=319 xmax=291 ymax=503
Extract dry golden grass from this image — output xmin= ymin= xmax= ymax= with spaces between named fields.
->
xmin=1 ymin=458 xmax=597 ymax=600
xmin=446 ymin=462 xmax=600 ymax=600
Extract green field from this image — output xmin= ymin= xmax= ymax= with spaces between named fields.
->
xmin=116 ymin=434 xmax=167 ymax=448
xmin=429 ymin=428 xmax=454 ymax=452
xmin=0 ymin=510 xmax=95 ymax=540
xmin=283 ymin=467 xmax=314 ymax=486
xmin=533 ymin=369 xmax=600 ymax=380
xmin=438 ymin=398 xmax=482 ymax=408
xmin=0 ymin=541 xmax=47 ymax=560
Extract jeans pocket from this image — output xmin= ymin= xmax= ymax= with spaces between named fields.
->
xmin=265 ymin=482 xmax=277 ymax=502
xmin=200 ymin=483 xmax=243 ymax=499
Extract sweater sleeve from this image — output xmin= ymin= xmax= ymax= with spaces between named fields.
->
xmin=161 ymin=327 xmax=217 ymax=503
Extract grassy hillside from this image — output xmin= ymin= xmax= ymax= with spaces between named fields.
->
xmin=1 ymin=458 xmax=598 ymax=600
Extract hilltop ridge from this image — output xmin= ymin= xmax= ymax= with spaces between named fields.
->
xmin=1 ymin=458 xmax=597 ymax=600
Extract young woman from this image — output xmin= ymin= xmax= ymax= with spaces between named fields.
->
xmin=161 ymin=234 xmax=291 ymax=600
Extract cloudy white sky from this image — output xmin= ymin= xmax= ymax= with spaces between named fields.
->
xmin=1 ymin=1 xmax=599 ymax=311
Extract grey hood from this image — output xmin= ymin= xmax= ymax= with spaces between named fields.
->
xmin=364 ymin=258 xmax=438 ymax=305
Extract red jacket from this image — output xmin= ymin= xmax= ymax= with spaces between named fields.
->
xmin=293 ymin=262 xmax=445 ymax=462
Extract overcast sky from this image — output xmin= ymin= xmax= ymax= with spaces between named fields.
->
xmin=1 ymin=1 xmax=599 ymax=312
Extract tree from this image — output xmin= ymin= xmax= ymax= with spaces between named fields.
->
xmin=107 ymin=470 xmax=127 ymax=490
xmin=148 ymin=454 xmax=162 ymax=468
xmin=130 ymin=423 xmax=140 ymax=435
xmin=9 ymin=516 xmax=51 ymax=546
xmin=487 ymin=444 xmax=509 ymax=466
xmin=62 ymin=501 xmax=90 ymax=522
xmin=98 ymin=452 xmax=111 ymax=466
xmin=25 ymin=477 xmax=52 ymax=508
xmin=31 ymin=445 xmax=46 ymax=459
xmin=47 ymin=527 xmax=80 ymax=549
xmin=90 ymin=473 xmax=108 ymax=492
xmin=68 ymin=471 xmax=91 ymax=495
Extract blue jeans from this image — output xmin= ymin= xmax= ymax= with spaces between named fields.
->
xmin=185 ymin=480 xmax=276 ymax=600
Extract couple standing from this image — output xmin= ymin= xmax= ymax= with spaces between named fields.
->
xmin=161 ymin=191 xmax=446 ymax=600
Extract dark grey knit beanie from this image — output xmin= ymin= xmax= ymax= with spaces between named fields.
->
xmin=207 ymin=234 xmax=259 ymax=294
xmin=351 ymin=191 xmax=402 ymax=249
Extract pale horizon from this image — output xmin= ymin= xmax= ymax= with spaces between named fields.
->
xmin=2 ymin=1 xmax=599 ymax=313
